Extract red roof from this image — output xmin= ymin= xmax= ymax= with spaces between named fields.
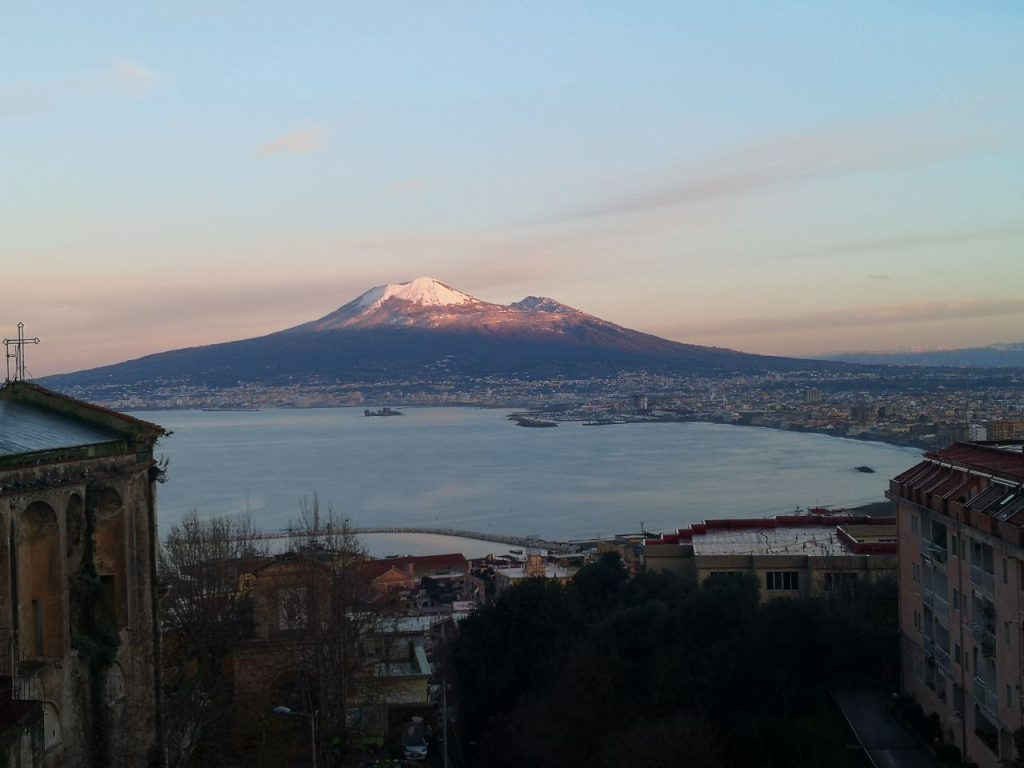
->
xmin=363 ymin=553 xmax=468 ymax=581
xmin=927 ymin=442 xmax=1024 ymax=482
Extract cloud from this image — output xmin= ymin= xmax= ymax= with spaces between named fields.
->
xmin=556 ymin=97 xmax=1024 ymax=223
xmin=257 ymin=124 xmax=327 ymax=156
xmin=109 ymin=58 xmax=158 ymax=96
xmin=391 ymin=178 xmax=429 ymax=194
xmin=0 ymin=58 xmax=157 ymax=118
xmin=772 ymin=223 xmax=1024 ymax=264
xmin=867 ymin=274 xmax=889 ymax=280
xmin=675 ymin=299 xmax=1024 ymax=338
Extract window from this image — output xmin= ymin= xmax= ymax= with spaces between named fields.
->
xmin=98 ymin=575 xmax=117 ymax=627
xmin=911 ymin=515 xmax=919 ymax=535
xmin=951 ymin=534 xmax=960 ymax=558
xmin=1004 ymin=558 xmax=1009 ymax=585
xmin=824 ymin=572 xmax=857 ymax=592
xmin=709 ymin=571 xmax=742 ymax=579
xmin=954 ymin=643 xmax=961 ymax=666
xmin=766 ymin=571 xmax=799 ymax=591
xmin=1006 ymin=623 xmax=1012 ymax=647
xmin=31 ymin=600 xmax=43 ymax=657
xmin=953 ymin=589 xmax=959 ymax=609
xmin=913 ymin=610 xmax=921 ymax=630
xmin=1008 ymin=684 xmax=1014 ymax=710
xmin=912 ymin=562 xmax=921 ymax=583
xmin=277 ymin=587 xmax=307 ymax=631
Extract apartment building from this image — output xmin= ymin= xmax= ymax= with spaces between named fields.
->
xmin=888 ymin=441 xmax=1024 ymax=767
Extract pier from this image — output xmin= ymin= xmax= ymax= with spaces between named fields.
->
xmin=242 ymin=525 xmax=565 ymax=551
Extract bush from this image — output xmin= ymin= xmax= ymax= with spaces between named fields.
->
xmin=934 ymin=742 xmax=961 ymax=765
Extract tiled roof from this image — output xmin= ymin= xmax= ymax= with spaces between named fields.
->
xmin=362 ymin=553 xmax=469 ymax=583
xmin=889 ymin=442 xmax=1024 ymax=538
xmin=927 ymin=442 xmax=1024 ymax=481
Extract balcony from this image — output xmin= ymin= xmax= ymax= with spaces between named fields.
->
xmin=971 ymin=565 xmax=995 ymax=595
xmin=973 ymin=676 xmax=999 ymax=719
xmin=969 ymin=622 xmax=997 ymax=659
xmin=924 ymin=541 xmax=948 ymax=565
xmin=933 ymin=593 xmax=950 ymax=621
xmin=934 ymin=646 xmax=951 ymax=674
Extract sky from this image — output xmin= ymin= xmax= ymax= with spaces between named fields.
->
xmin=2 ymin=1 xmax=1023 ymax=377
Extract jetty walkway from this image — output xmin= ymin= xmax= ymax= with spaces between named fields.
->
xmin=246 ymin=526 xmax=565 ymax=551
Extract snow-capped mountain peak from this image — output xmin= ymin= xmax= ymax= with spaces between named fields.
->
xmin=356 ymin=277 xmax=477 ymax=309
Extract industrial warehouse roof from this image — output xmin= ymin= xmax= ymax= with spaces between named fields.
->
xmin=0 ymin=381 xmax=164 ymax=464
xmin=0 ymin=399 xmax=124 ymax=456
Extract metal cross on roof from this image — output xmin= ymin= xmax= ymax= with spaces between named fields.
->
xmin=3 ymin=322 xmax=40 ymax=382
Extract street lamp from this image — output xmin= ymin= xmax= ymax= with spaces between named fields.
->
xmin=271 ymin=705 xmax=318 ymax=768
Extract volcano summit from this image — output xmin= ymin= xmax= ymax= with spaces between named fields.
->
xmin=43 ymin=277 xmax=835 ymax=393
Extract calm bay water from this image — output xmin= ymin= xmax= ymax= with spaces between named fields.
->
xmin=138 ymin=407 xmax=922 ymax=550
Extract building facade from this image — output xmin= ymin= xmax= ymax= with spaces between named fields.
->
xmin=0 ymin=382 xmax=165 ymax=767
xmin=644 ymin=514 xmax=897 ymax=599
xmin=888 ymin=441 xmax=1024 ymax=767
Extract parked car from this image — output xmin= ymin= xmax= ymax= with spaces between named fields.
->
xmin=401 ymin=720 xmax=428 ymax=761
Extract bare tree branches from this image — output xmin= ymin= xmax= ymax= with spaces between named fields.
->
xmin=160 ymin=511 xmax=267 ymax=768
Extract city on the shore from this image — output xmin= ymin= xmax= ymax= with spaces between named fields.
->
xmin=2 ymin=373 xmax=1024 ymax=767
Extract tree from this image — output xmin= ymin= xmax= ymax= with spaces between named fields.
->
xmin=278 ymin=496 xmax=380 ymax=761
xmin=160 ymin=511 xmax=267 ymax=768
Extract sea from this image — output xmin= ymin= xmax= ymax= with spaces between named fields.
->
xmin=136 ymin=407 xmax=923 ymax=557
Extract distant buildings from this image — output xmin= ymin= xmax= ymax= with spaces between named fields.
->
xmin=0 ymin=381 xmax=165 ymax=767
xmin=232 ymin=551 xmax=472 ymax=743
xmin=888 ymin=440 xmax=1024 ymax=767
xmin=492 ymin=554 xmax=575 ymax=596
xmin=643 ymin=514 xmax=897 ymax=598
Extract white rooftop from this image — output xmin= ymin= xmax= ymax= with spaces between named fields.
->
xmin=692 ymin=526 xmax=852 ymax=557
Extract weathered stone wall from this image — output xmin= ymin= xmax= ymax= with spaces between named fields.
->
xmin=0 ymin=451 xmax=160 ymax=768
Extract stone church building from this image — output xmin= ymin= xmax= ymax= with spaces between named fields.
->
xmin=0 ymin=381 xmax=165 ymax=767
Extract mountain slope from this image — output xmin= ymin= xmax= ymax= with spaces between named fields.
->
xmin=826 ymin=342 xmax=1024 ymax=368
xmin=43 ymin=277 xmax=847 ymax=390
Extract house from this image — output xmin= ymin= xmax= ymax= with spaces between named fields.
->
xmin=0 ymin=381 xmax=165 ymax=767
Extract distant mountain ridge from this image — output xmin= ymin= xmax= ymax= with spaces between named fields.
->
xmin=43 ymin=277 xmax=850 ymax=392
xmin=826 ymin=342 xmax=1024 ymax=368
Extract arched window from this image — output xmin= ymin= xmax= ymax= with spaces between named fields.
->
xmin=20 ymin=502 xmax=64 ymax=657
xmin=90 ymin=488 xmax=127 ymax=629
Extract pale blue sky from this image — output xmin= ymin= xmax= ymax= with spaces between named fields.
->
xmin=2 ymin=2 xmax=1023 ymax=375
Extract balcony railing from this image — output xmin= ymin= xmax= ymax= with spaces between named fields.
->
xmin=934 ymin=646 xmax=951 ymax=673
xmin=933 ymin=594 xmax=950 ymax=621
xmin=925 ymin=541 xmax=948 ymax=564
xmin=973 ymin=676 xmax=999 ymax=718
xmin=971 ymin=565 xmax=995 ymax=595
xmin=969 ymin=623 xmax=997 ymax=661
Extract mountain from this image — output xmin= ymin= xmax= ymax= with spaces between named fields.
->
xmin=826 ymin=342 xmax=1024 ymax=368
xmin=43 ymin=277 xmax=846 ymax=392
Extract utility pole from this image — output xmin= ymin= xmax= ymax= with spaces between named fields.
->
xmin=442 ymin=677 xmax=449 ymax=768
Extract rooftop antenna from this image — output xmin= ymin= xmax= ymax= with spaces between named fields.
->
xmin=3 ymin=323 xmax=40 ymax=382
